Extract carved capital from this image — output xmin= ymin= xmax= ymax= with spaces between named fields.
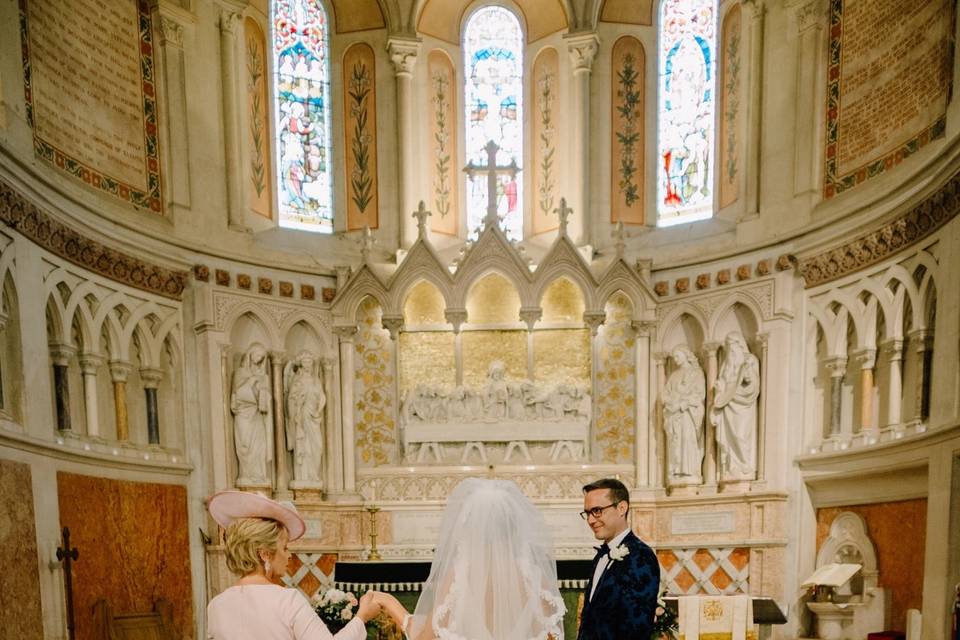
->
xmin=566 ymin=32 xmax=600 ymax=73
xmin=109 ymin=360 xmax=133 ymax=383
xmin=583 ymin=310 xmax=606 ymax=335
xmin=140 ymin=367 xmax=164 ymax=388
xmin=381 ymin=314 xmax=404 ymax=341
xmin=445 ymin=309 xmax=468 ymax=334
xmin=795 ymin=0 xmax=826 ymax=33
xmin=49 ymin=343 xmax=76 ymax=367
xmin=519 ymin=307 xmax=542 ymax=332
xmin=631 ymin=320 xmax=657 ymax=337
xmin=907 ymin=328 xmax=934 ymax=352
xmin=852 ymin=348 xmax=876 ymax=370
xmin=219 ymin=9 xmax=242 ymax=35
xmin=879 ymin=338 xmax=904 ymax=362
xmin=823 ymin=355 xmax=847 ymax=378
xmin=159 ymin=15 xmax=185 ymax=47
xmin=753 ymin=332 xmax=770 ymax=350
xmin=387 ymin=38 xmax=420 ymax=76
xmin=743 ymin=0 xmax=767 ymax=21
xmin=78 ymin=353 xmax=104 ymax=375
xmin=333 ymin=325 xmax=358 ymax=342
xmin=269 ymin=351 xmax=286 ymax=366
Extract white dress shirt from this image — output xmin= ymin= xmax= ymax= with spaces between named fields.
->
xmin=589 ymin=527 xmax=630 ymax=601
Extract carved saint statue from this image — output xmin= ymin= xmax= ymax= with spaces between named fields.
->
xmin=662 ymin=345 xmax=706 ymax=484
xmin=483 ymin=360 xmax=509 ymax=420
xmin=231 ymin=344 xmax=272 ymax=486
xmin=284 ymin=351 xmax=326 ymax=484
xmin=710 ymin=332 xmax=760 ymax=481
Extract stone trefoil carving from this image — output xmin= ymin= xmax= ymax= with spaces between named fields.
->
xmin=284 ymin=351 xmax=326 ymax=487
xmin=231 ymin=344 xmax=273 ymax=487
xmin=662 ymin=345 xmax=706 ymax=486
xmin=711 ymin=332 xmax=760 ymax=481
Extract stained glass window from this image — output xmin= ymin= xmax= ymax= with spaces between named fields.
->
xmin=463 ymin=7 xmax=524 ymax=239
xmin=273 ymin=0 xmax=333 ymax=232
xmin=658 ymin=0 xmax=716 ymax=226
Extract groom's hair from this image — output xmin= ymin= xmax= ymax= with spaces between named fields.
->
xmin=582 ymin=478 xmax=630 ymax=506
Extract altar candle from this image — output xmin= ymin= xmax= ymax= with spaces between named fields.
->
xmin=371 ymin=480 xmax=377 ymax=502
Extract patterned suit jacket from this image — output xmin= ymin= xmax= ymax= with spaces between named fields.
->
xmin=577 ymin=531 xmax=660 ymax=640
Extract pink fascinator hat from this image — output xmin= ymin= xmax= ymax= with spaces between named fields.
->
xmin=208 ymin=490 xmax=306 ymax=541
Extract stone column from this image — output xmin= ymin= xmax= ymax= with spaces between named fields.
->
xmin=824 ymin=356 xmax=847 ymax=439
xmin=702 ymin=342 xmax=721 ymax=487
xmin=565 ymin=32 xmax=599 ymax=246
xmin=78 ymin=353 xmax=102 ymax=438
xmin=322 ymin=357 xmax=337 ymax=492
xmin=584 ymin=311 xmax=606 ymax=463
xmin=755 ymin=333 xmax=769 ymax=480
xmin=335 ymin=327 xmax=358 ymax=494
xmin=109 ymin=361 xmax=132 ymax=442
xmin=854 ymin=348 xmax=877 ymax=434
xmin=909 ymin=329 xmax=934 ymax=424
xmin=219 ymin=9 xmax=246 ymax=231
xmin=741 ymin=0 xmax=766 ymax=219
xmin=50 ymin=344 xmax=76 ymax=433
xmin=156 ymin=12 xmax=191 ymax=209
xmin=792 ymin=0 xmax=826 ymax=201
xmin=880 ymin=338 xmax=904 ymax=428
xmin=388 ymin=38 xmax=421 ymax=249
xmin=520 ymin=308 xmax=542 ymax=380
xmin=633 ymin=322 xmax=654 ymax=487
xmin=269 ymin=351 xmax=290 ymax=497
xmin=446 ymin=310 xmax=467 ymax=386
xmin=0 ymin=313 xmax=7 ymax=410
xmin=140 ymin=367 xmax=163 ymax=445
xmin=653 ymin=351 xmax=667 ymax=488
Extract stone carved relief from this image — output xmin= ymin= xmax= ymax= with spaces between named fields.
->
xmin=399 ymin=360 xmax=590 ymax=464
xmin=231 ymin=344 xmax=273 ymax=487
xmin=663 ymin=345 xmax=706 ymax=485
xmin=284 ymin=351 xmax=325 ymax=485
xmin=711 ymin=332 xmax=760 ymax=481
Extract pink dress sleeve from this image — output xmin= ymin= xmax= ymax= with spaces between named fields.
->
xmin=288 ymin=591 xmax=368 ymax=640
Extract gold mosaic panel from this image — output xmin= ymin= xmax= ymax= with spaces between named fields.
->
xmin=465 ymin=273 xmax=520 ymax=325
xmin=541 ymin=277 xmax=585 ymax=323
xmin=355 ymin=298 xmax=396 ymax=466
xmin=462 ymin=330 xmax=527 ymax=387
xmin=403 ymin=280 xmax=447 ymax=326
xmin=595 ymin=293 xmax=635 ymax=463
xmin=533 ymin=329 xmax=590 ymax=385
xmin=399 ymin=331 xmax=456 ymax=393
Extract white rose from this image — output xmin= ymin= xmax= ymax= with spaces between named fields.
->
xmin=608 ymin=544 xmax=630 ymax=561
xmin=340 ymin=607 xmax=353 ymax=621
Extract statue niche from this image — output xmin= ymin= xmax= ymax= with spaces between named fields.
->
xmin=400 ymin=360 xmax=590 ymax=464
xmin=711 ymin=331 xmax=760 ymax=482
xmin=231 ymin=344 xmax=273 ymax=488
xmin=284 ymin=351 xmax=325 ymax=487
xmin=662 ymin=345 xmax=706 ymax=486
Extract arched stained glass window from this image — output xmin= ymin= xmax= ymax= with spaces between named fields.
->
xmin=273 ymin=0 xmax=333 ymax=232
xmin=658 ymin=0 xmax=716 ymax=226
xmin=463 ymin=7 xmax=524 ymax=239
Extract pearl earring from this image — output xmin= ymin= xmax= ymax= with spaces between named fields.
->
xmin=264 ymin=560 xmax=272 ymax=576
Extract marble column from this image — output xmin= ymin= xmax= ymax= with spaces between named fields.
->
xmin=388 ymin=38 xmax=421 ymax=249
xmin=520 ymin=308 xmax=541 ymax=380
xmin=880 ymin=338 xmax=904 ymax=428
xmin=633 ymin=322 xmax=653 ymax=487
xmin=446 ymin=310 xmax=467 ymax=386
xmin=322 ymin=358 xmax=337 ymax=492
xmin=270 ymin=351 xmax=290 ymax=497
xmin=109 ymin=360 xmax=132 ymax=442
xmin=335 ymin=327 xmax=358 ymax=494
xmin=792 ymin=0 xmax=826 ymax=201
xmin=584 ymin=311 xmax=606 ymax=462
xmin=909 ymin=329 xmax=934 ymax=423
xmin=219 ymin=9 xmax=246 ymax=231
xmin=755 ymin=333 xmax=769 ymax=480
xmin=140 ymin=367 xmax=163 ymax=445
xmin=565 ymin=32 xmax=599 ymax=247
xmin=824 ymin=356 xmax=847 ymax=439
xmin=702 ymin=342 xmax=721 ymax=486
xmin=50 ymin=344 xmax=75 ymax=433
xmin=854 ymin=348 xmax=877 ymax=434
xmin=156 ymin=12 xmax=191 ymax=209
xmin=78 ymin=353 xmax=102 ymax=438
xmin=741 ymin=0 xmax=766 ymax=219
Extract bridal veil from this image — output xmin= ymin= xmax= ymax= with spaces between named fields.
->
xmin=407 ymin=478 xmax=566 ymax=640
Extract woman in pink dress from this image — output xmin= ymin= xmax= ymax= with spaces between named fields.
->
xmin=206 ymin=491 xmax=381 ymax=639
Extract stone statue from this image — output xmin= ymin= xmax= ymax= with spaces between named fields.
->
xmin=284 ymin=351 xmax=325 ymax=484
xmin=231 ymin=344 xmax=272 ymax=486
xmin=662 ymin=345 xmax=706 ymax=485
xmin=711 ymin=332 xmax=760 ymax=481
xmin=483 ymin=360 xmax=509 ymax=420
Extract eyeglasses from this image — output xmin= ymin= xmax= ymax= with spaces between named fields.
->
xmin=579 ymin=502 xmax=621 ymax=520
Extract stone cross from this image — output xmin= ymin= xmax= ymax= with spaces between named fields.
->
xmin=57 ymin=527 xmax=79 ymax=640
xmin=412 ymin=201 xmax=431 ymax=239
xmin=554 ymin=197 xmax=573 ymax=237
xmin=463 ymin=140 xmax=519 ymax=229
xmin=359 ymin=226 xmax=375 ymax=264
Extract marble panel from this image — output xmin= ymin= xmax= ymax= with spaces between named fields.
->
xmin=57 ymin=472 xmax=194 ymax=640
xmin=0 ymin=459 xmax=43 ymax=640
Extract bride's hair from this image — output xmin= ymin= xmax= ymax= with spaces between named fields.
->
xmin=409 ymin=478 xmax=565 ymax=640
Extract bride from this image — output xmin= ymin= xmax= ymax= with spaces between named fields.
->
xmin=378 ymin=478 xmax=566 ymax=640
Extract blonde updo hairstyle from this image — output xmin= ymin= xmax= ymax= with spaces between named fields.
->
xmin=224 ymin=517 xmax=285 ymax=576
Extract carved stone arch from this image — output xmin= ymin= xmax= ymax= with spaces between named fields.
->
xmin=819 ymin=289 xmax=866 ymax=349
xmin=854 ymin=277 xmax=895 ymax=337
xmin=0 ymin=245 xmax=16 ymax=310
xmin=880 ymin=264 xmax=921 ymax=334
xmin=0 ymin=270 xmax=16 ymax=321
xmin=657 ymin=302 xmax=708 ymax=350
xmin=595 ymin=274 xmax=650 ymax=321
xmin=155 ymin=315 xmax=183 ymax=366
xmin=42 ymin=266 xmax=72 ymax=299
xmin=534 ymin=268 xmax=597 ymax=313
xmin=389 ymin=267 xmax=455 ymax=314
xmin=920 ymin=275 xmax=937 ymax=330
xmin=221 ymin=303 xmax=284 ymax=351
xmin=806 ymin=299 xmax=839 ymax=356
xmin=279 ymin=313 xmax=332 ymax=355
xmin=67 ymin=299 xmax=96 ymax=353
xmin=861 ymin=295 xmax=880 ymax=350
xmin=128 ymin=321 xmax=155 ymax=368
xmin=816 ymin=511 xmax=880 ymax=590
xmin=121 ymin=302 xmax=167 ymax=356
xmin=45 ymin=292 xmax=67 ymax=345
xmin=708 ymin=293 xmax=764 ymax=343
xmin=90 ymin=290 xmax=129 ymax=346
xmin=330 ymin=267 xmax=391 ymax=325
xmin=99 ymin=310 xmax=125 ymax=361
xmin=452 ymin=258 xmax=533 ymax=310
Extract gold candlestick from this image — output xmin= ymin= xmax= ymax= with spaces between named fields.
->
xmin=365 ymin=505 xmax=382 ymax=561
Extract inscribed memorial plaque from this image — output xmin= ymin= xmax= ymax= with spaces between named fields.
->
xmin=824 ymin=0 xmax=953 ymax=198
xmin=671 ymin=510 xmax=736 ymax=535
xmin=19 ymin=0 xmax=163 ymax=212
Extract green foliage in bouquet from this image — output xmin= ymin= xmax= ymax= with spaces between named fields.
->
xmin=313 ymin=589 xmax=401 ymax=640
xmin=653 ymin=593 xmax=679 ymax=640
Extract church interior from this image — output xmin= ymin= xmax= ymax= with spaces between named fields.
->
xmin=0 ymin=0 xmax=958 ymax=638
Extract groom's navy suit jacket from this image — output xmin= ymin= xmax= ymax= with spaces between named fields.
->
xmin=577 ymin=531 xmax=660 ymax=640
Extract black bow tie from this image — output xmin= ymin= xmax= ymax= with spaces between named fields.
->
xmin=594 ymin=543 xmax=610 ymax=558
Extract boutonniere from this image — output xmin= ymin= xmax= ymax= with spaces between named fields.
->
xmin=608 ymin=544 xmax=630 ymax=561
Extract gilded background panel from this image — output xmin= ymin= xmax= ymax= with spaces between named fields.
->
xmin=466 ymin=273 xmax=520 ymax=325
xmin=0 ymin=460 xmax=43 ymax=639
xmin=595 ymin=293 xmax=635 ymax=462
xmin=541 ymin=277 xmax=585 ymax=323
xmin=399 ymin=331 xmax=456 ymax=393
xmin=355 ymin=298 xmax=396 ymax=465
xmin=403 ymin=280 xmax=447 ymax=326
xmin=533 ymin=329 xmax=590 ymax=385
xmin=344 ymin=43 xmax=379 ymax=230
xmin=462 ymin=330 xmax=527 ymax=387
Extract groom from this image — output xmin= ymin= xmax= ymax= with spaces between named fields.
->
xmin=578 ymin=478 xmax=660 ymax=640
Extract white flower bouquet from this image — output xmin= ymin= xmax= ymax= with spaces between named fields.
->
xmin=312 ymin=588 xmax=359 ymax=632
